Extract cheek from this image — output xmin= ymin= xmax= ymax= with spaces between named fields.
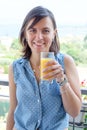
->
xmin=26 ymin=34 xmax=33 ymax=42
xmin=47 ymin=33 xmax=54 ymax=43
xmin=46 ymin=37 xmax=53 ymax=45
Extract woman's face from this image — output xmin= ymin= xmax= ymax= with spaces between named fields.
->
xmin=25 ymin=17 xmax=56 ymax=53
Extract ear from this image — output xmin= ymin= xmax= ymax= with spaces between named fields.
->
xmin=53 ymin=29 xmax=57 ymax=39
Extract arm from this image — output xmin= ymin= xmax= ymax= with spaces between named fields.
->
xmin=60 ymin=54 xmax=82 ymax=117
xmin=6 ymin=64 xmax=17 ymax=130
xmin=41 ymin=54 xmax=82 ymax=117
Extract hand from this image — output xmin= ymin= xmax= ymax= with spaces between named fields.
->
xmin=42 ymin=60 xmax=64 ymax=81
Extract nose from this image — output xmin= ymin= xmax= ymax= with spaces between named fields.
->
xmin=35 ymin=31 xmax=43 ymax=41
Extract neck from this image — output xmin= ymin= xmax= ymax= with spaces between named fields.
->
xmin=30 ymin=53 xmax=40 ymax=66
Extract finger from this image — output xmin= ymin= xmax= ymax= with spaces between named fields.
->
xmin=43 ymin=67 xmax=63 ymax=80
xmin=43 ymin=63 xmax=62 ymax=72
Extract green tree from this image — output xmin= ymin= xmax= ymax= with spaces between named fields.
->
xmin=11 ymin=38 xmax=21 ymax=50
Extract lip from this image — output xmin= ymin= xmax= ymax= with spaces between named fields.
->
xmin=33 ymin=43 xmax=44 ymax=49
xmin=33 ymin=42 xmax=48 ymax=52
xmin=33 ymin=42 xmax=45 ymax=47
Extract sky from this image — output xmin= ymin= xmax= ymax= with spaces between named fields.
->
xmin=0 ymin=0 xmax=87 ymax=26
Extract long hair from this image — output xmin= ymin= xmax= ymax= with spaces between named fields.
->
xmin=19 ymin=6 xmax=60 ymax=59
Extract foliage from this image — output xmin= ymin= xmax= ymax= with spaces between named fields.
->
xmin=0 ymin=101 xmax=9 ymax=117
xmin=81 ymin=79 xmax=87 ymax=103
xmin=83 ymin=35 xmax=87 ymax=49
xmin=81 ymin=79 xmax=87 ymax=88
xmin=60 ymin=41 xmax=87 ymax=65
xmin=0 ymin=37 xmax=87 ymax=74
xmin=83 ymin=42 xmax=87 ymax=49
xmin=10 ymin=38 xmax=21 ymax=50
xmin=84 ymin=35 xmax=87 ymax=42
xmin=0 ymin=38 xmax=21 ymax=74
xmin=0 ymin=43 xmax=7 ymax=51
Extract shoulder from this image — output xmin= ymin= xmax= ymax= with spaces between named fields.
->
xmin=13 ymin=57 xmax=24 ymax=65
xmin=56 ymin=52 xmax=75 ymax=64
xmin=64 ymin=54 xmax=77 ymax=74
xmin=12 ymin=57 xmax=28 ymax=69
xmin=56 ymin=52 xmax=76 ymax=73
xmin=9 ymin=58 xmax=26 ymax=83
xmin=64 ymin=54 xmax=75 ymax=65
xmin=9 ymin=57 xmax=25 ymax=76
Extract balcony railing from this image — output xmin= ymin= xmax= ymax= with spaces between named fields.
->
xmin=0 ymin=80 xmax=87 ymax=130
xmin=0 ymin=80 xmax=8 ymax=86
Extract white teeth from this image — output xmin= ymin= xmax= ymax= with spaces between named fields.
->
xmin=32 ymin=42 xmax=45 ymax=45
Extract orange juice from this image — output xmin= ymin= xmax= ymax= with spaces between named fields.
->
xmin=40 ymin=58 xmax=53 ymax=80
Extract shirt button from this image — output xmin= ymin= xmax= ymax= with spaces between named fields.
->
xmin=38 ymin=119 xmax=40 ymax=124
xmin=37 ymin=99 xmax=40 ymax=103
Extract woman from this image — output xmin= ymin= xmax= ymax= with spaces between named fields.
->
xmin=6 ymin=6 xmax=82 ymax=130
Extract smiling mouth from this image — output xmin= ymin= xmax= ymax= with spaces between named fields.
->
xmin=33 ymin=42 xmax=45 ymax=46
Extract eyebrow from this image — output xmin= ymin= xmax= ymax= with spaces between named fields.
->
xmin=27 ymin=26 xmax=32 ymax=30
xmin=27 ymin=26 xmax=51 ymax=30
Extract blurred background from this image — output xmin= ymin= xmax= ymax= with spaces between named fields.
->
xmin=0 ymin=0 xmax=87 ymax=130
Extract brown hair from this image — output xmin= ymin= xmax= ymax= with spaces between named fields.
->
xmin=19 ymin=6 xmax=60 ymax=59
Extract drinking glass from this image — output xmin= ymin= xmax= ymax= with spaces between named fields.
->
xmin=40 ymin=52 xmax=55 ymax=82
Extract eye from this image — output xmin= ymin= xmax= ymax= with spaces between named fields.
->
xmin=43 ymin=29 xmax=50 ymax=34
xmin=28 ymin=28 xmax=36 ymax=33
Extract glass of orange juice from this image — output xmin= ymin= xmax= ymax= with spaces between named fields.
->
xmin=40 ymin=52 xmax=54 ymax=81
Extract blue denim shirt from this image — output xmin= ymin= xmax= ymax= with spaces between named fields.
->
xmin=13 ymin=53 xmax=69 ymax=130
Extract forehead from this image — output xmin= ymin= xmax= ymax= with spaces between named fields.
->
xmin=26 ymin=17 xmax=54 ymax=29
